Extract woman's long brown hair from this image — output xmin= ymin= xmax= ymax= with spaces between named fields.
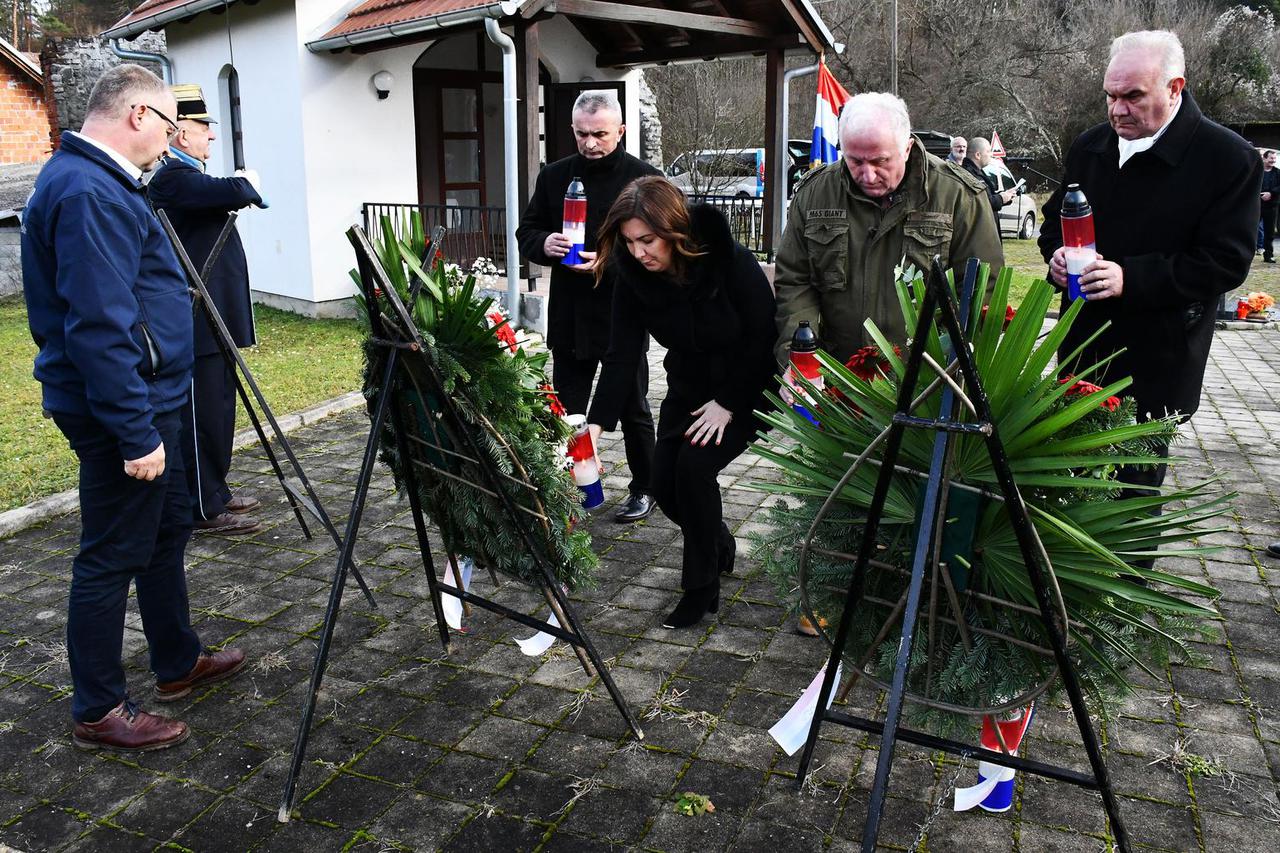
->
xmin=594 ymin=176 xmax=706 ymax=286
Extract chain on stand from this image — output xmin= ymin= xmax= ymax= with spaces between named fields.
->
xmin=909 ymin=753 xmax=972 ymax=852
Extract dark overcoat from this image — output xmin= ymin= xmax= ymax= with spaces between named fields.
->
xmin=515 ymin=145 xmax=659 ymax=360
xmin=1039 ymin=91 xmax=1261 ymax=419
xmin=148 ymin=156 xmax=261 ymax=357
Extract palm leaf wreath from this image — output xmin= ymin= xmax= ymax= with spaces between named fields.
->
xmin=752 ymin=266 xmax=1226 ymax=734
xmin=352 ymin=214 xmax=598 ymax=591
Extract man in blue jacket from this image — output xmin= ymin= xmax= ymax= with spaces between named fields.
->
xmin=21 ymin=64 xmax=245 ymax=752
xmin=149 ymin=83 xmax=265 ymax=535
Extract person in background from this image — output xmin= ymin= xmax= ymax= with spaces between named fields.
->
xmin=962 ymin=137 xmax=1017 ymax=222
xmin=1039 ymin=31 xmax=1259 ymax=552
xmin=948 ymin=136 xmax=967 ymax=164
xmin=587 ymin=177 xmax=776 ymax=629
xmin=517 ymin=90 xmax=659 ymax=524
xmin=1260 ymin=148 xmax=1278 ymax=264
xmin=21 ymin=64 xmax=246 ymax=753
xmin=148 ymin=83 xmax=266 ymax=535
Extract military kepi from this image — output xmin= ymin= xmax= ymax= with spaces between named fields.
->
xmin=172 ymin=83 xmax=217 ymax=123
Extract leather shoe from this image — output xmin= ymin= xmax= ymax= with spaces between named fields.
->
xmin=73 ymin=700 xmax=189 ymax=752
xmin=225 ymin=495 xmax=261 ymax=514
xmin=614 ymin=493 xmax=655 ymax=523
xmin=194 ymin=512 xmax=261 ymax=535
xmin=1266 ymin=543 xmax=1280 ymax=559
xmin=155 ymin=647 xmax=247 ymax=702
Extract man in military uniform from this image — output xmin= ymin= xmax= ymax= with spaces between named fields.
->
xmin=775 ymin=92 xmax=1003 ymax=637
xmin=775 ymin=92 xmax=1004 ymax=368
xmin=149 ymin=84 xmax=265 ymax=534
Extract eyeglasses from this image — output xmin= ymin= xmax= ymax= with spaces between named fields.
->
xmin=132 ymin=103 xmax=180 ymax=139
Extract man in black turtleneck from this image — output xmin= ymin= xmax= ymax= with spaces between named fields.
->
xmin=517 ymin=90 xmax=659 ymax=522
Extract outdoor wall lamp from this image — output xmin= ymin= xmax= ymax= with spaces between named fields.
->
xmin=372 ymin=70 xmax=394 ymax=100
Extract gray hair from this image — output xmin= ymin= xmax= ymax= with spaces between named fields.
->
xmin=572 ymin=89 xmax=622 ymax=120
xmin=968 ymin=137 xmax=991 ymax=155
xmin=1110 ymin=30 xmax=1185 ymax=84
xmin=838 ymin=92 xmax=912 ymax=147
xmin=85 ymin=63 xmax=169 ymax=121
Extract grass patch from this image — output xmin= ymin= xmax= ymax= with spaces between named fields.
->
xmin=0 ymin=297 xmax=362 ymax=513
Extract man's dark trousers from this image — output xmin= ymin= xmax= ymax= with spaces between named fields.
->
xmin=52 ymin=409 xmax=202 ymax=723
xmin=1263 ymin=204 xmax=1276 ymax=262
xmin=553 ymin=351 xmax=655 ymax=495
xmin=181 ymin=353 xmax=237 ymax=520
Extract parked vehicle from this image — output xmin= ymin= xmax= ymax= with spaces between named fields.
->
xmin=912 ymin=129 xmax=955 ymax=159
xmin=667 ymin=149 xmax=765 ymax=198
xmin=983 ymin=158 xmax=1038 ymax=239
xmin=667 ymin=141 xmax=812 ymax=199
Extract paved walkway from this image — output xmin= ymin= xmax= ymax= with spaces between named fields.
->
xmin=2 ymin=322 xmax=1280 ymax=853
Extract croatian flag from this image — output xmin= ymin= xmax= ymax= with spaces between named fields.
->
xmin=810 ymin=61 xmax=851 ymax=169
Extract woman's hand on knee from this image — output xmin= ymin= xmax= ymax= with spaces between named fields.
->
xmin=686 ymin=400 xmax=733 ymax=447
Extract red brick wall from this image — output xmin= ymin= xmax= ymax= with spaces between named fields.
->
xmin=0 ymin=62 xmax=52 ymax=165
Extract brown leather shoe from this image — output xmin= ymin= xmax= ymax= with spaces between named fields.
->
xmin=194 ymin=512 xmax=261 ymax=535
xmin=225 ymin=495 xmax=261 ymax=514
xmin=72 ymin=700 xmax=189 ymax=752
xmin=154 ymin=647 xmax=247 ymax=702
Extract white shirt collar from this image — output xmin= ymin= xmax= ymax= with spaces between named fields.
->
xmin=70 ymin=131 xmax=143 ymax=182
xmin=1117 ymin=96 xmax=1182 ymax=168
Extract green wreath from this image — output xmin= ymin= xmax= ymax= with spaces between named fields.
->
xmin=752 ymin=266 xmax=1225 ymax=735
xmin=352 ymin=216 xmax=597 ymax=592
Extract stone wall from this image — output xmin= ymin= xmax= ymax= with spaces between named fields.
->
xmin=636 ymin=70 xmax=663 ymax=170
xmin=40 ymin=33 xmax=167 ymax=142
xmin=0 ymin=64 xmax=51 ymax=165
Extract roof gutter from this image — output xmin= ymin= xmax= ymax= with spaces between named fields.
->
xmin=110 ymin=38 xmax=174 ymax=83
xmin=306 ymin=1 xmax=520 ymax=53
xmin=102 ymin=0 xmax=234 ymax=41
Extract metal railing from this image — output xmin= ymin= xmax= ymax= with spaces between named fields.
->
xmin=688 ymin=194 xmax=766 ymax=255
xmin=364 ymin=196 xmax=764 ymax=266
xmin=363 ymin=202 xmax=508 ymax=269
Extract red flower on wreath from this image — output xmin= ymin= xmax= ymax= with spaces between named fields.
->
xmin=541 ymin=383 xmax=567 ymax=418
xmin=981 ymin=304 xmax=1017 ymax=330
xmin=488 ymin=311 xmax=518 ymax=353
xmin=1058 ymin=374 xmax=1121 ymax=411
xmin=843 ymin=345 xmax=901 ymax=381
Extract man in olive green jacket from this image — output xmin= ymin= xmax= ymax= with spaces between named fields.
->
xmin=775 ymin=93 xmax=1004 ymax=366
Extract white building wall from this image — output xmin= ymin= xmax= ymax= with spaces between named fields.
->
xmin=165 ymin=4 xmax=647 ymax=309
xmin=163 ymin=6 xmax=313 ymax=305
xmin=296 ymin=0 xmax=425 ymax=304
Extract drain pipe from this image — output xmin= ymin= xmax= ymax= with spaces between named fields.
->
xmin=484 ymin=18 xmax=521 ymax=324
xmin=779 ymin=61 xmax=819 ymax=235
xmin=110 ymin=38 xmax=174 ymax=83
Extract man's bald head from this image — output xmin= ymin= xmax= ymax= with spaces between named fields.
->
xmin=967 ymin=137 xmax=993 ymax=167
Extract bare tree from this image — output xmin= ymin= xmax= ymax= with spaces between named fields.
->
xmin=645 ymin=57 xmax=769 ymax=195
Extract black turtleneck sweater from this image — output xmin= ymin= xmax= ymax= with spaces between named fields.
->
xmin=516 ymin=145 xmax=659 ymax=360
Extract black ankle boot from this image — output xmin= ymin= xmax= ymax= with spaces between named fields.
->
xmin=662 ymin=584 xmax=719 ymax=629
xmin=718 ymin=524 xmax=736 ymax=576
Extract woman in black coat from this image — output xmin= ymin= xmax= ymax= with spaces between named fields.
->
xmin=587 ymin=177 xmax=777 ymax=629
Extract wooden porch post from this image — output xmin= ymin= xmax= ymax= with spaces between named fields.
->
xmin=516 ymin=20 xmax=541 ymax=284
xmin=763 ymin=47 xmax=785 ymax=260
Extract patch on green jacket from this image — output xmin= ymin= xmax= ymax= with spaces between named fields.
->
xmin=808 ymin=209 xmax=846 ymax=219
